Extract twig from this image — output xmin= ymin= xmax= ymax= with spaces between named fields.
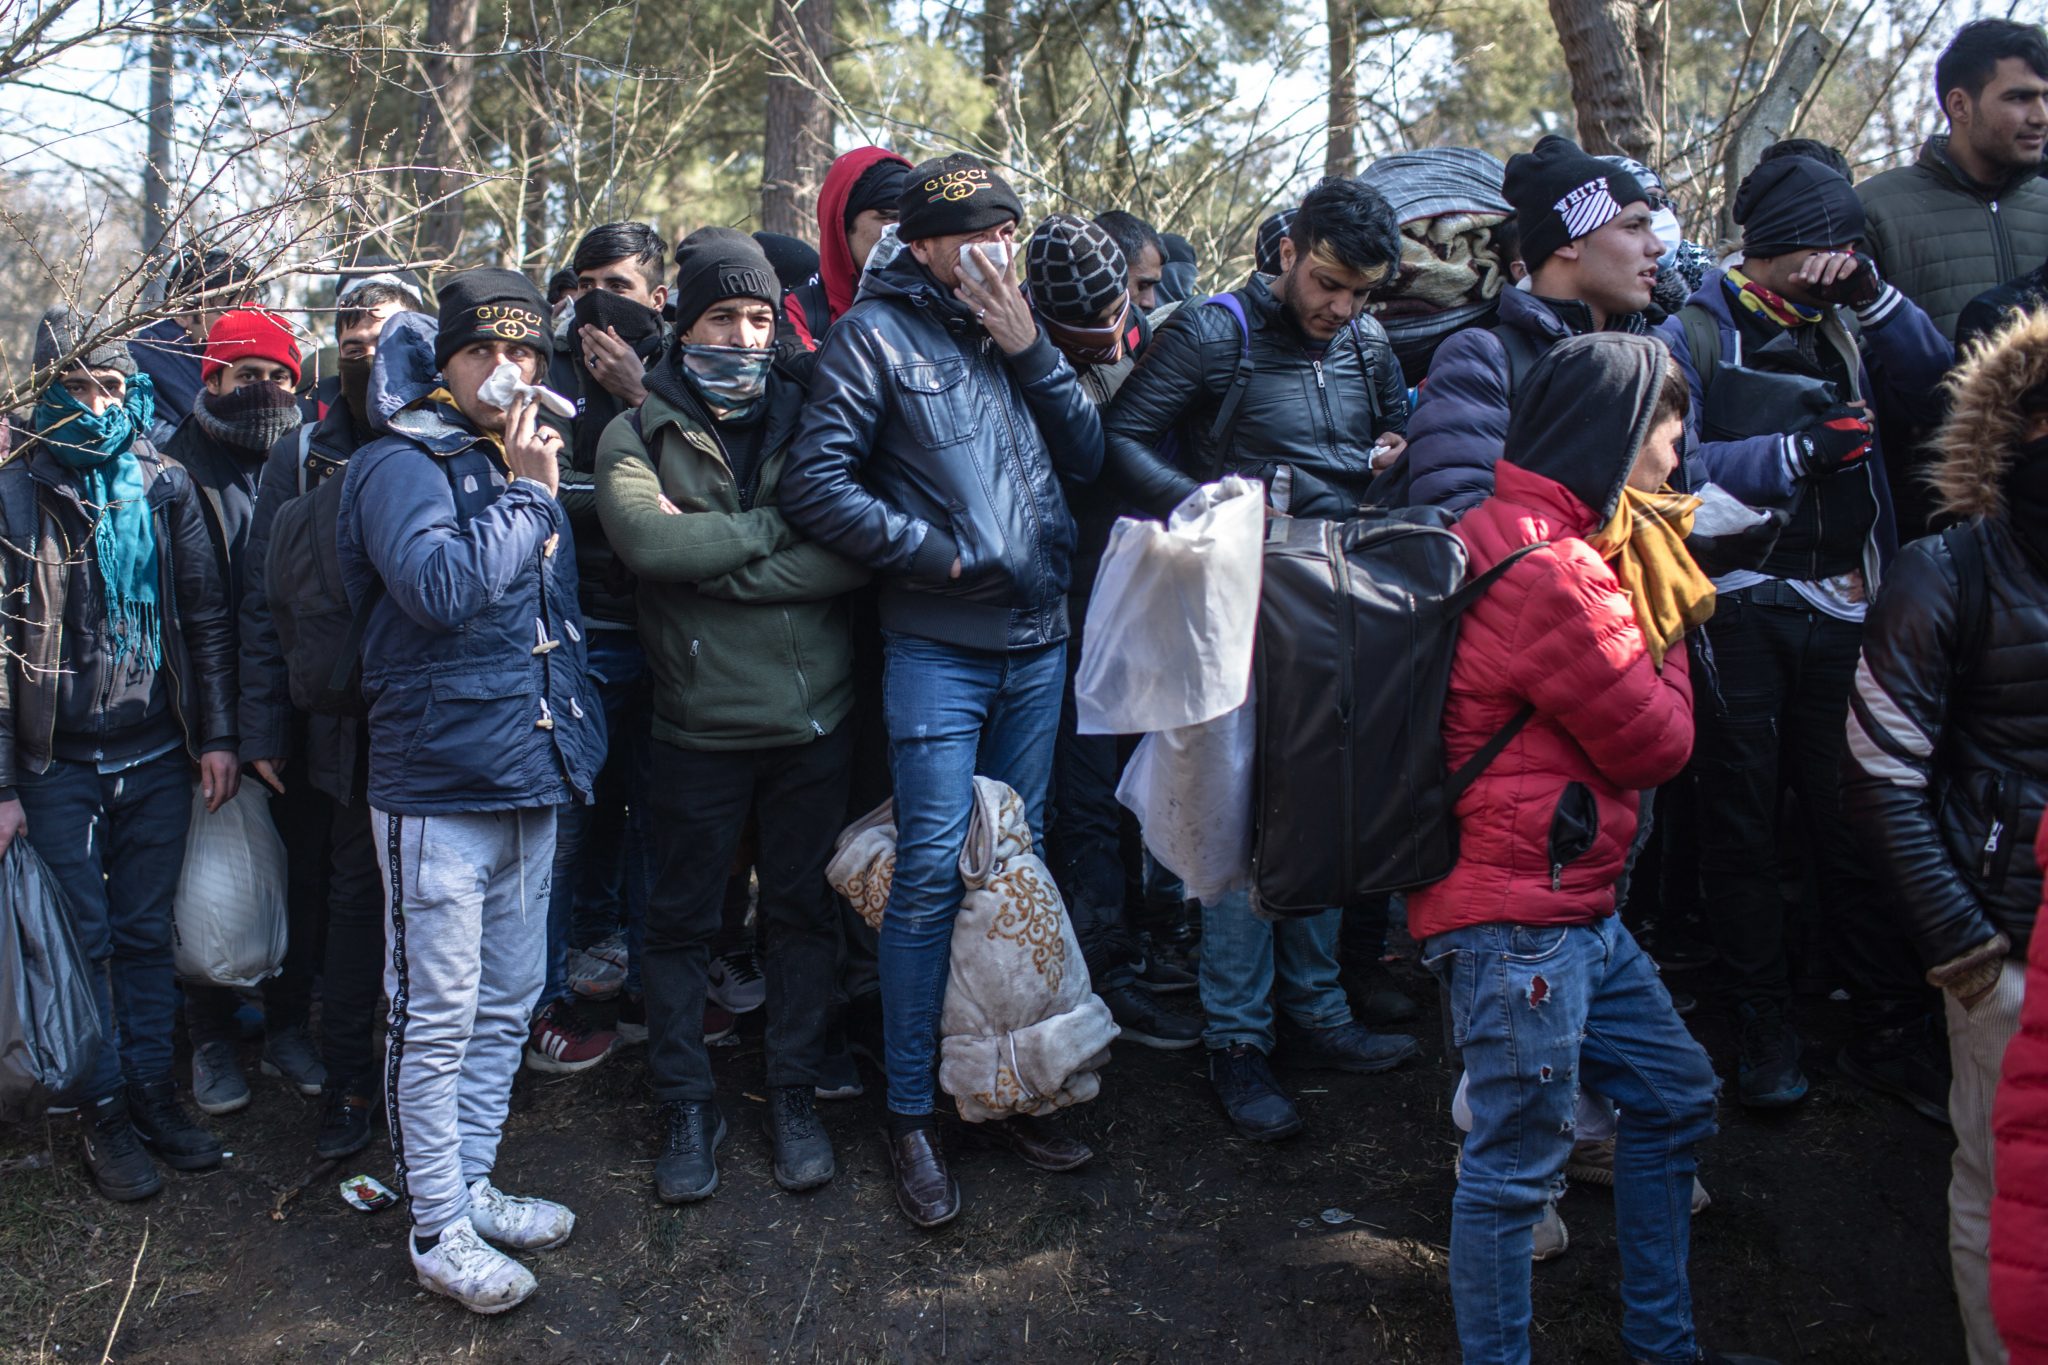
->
xmin=99 ymin=1219 xmax=149 ymax=1365
xmin=783 ymin=1231 xmax=827 ymax=1357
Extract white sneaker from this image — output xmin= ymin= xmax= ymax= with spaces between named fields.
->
xmin=411 ymin=1216 xmax=536 ymax=1315
xmin=1531 ymin=1199 xmax=1570 ymax=1262
xmin=707 ymin=950 xmax=766 ymax=1013
xmin=467 ymin=1177 xmax=574 ymax=1251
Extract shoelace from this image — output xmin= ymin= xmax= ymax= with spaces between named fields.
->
xmin=776 ymin=1093 xmax=819 ymax=1140
xmin=433 ymin=1225 xmax=500 ymax=1276
xmin=663 ymin=1106 xmax=706 ymax=1156
xmin=724 ymin=952 xmax=764 ymax=984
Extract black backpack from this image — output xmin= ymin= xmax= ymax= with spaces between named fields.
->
xmin=264 ymin=430 xmax=379 ymax=716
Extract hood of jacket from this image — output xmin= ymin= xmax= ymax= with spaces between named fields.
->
xmin=1932 ymin=304 xmax=2048 ymax=521
xmin=1500 ymin=330 xmax=1670 ymax=529
xmin=1919 ymin=133 xmax=2043 ymax=202
xmin=365 ymin=309 xmax=484 ymax=457
xmin=819 ymin=147 xmax=913 ymax=322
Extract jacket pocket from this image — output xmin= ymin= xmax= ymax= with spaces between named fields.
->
xmin=1546 ymin=781 xmax=1599 ymax=892
xmin=891 ymin=357 xmax=980 ymax=449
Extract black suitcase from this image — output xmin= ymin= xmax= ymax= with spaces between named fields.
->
xmin=1250 ymin=511 xmax=1539 ymax=917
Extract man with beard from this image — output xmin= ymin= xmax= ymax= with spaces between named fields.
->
xmin=236 ymin=279 xmax=420 ymax=1159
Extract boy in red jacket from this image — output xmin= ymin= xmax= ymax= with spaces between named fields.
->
xmin=1416 ymin=333 xmax=1766 ymax=1365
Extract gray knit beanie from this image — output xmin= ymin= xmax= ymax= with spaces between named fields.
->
xmin=33 ymin=306 xmax=136 ymax=379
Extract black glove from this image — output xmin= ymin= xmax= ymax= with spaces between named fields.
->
xmin=1809 ymin=249 xmax=1884 ymax=309
xmin=1793 ymin=405 xmax=1874 ymax=478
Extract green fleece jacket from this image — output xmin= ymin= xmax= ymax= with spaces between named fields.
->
xmin=594 ymin=368 xmax=868 ymax=751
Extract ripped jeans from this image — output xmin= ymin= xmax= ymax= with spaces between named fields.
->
xmin=1425 ymin=916 xmax=1719 ymax=1365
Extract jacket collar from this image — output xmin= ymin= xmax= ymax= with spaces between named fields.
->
xmin=1503 ymin=287 xmax=1649 ymax=340
xmin=1919 ymin=133 xmax=2042 ymax=201
xmin=640 ymin=356 xmax=802 ymax=463
xmin=1490 ymin=459 xmax=1602 ymax=540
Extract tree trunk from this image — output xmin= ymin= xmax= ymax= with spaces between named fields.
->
xmin=1325 ymin=0 xmax=1358 ymax=179
xmin=1719 ymin=25 xmax=1829 ymax=240
xmin=415 ymin=0 xmax=481 ymax=263
xmin=981 ymin=0 xmax=1014 ymax=159
xmin=1545 ymin=0 xmax=1656 ymax=162
xmin=761 ymin=0 xmax=836 ymax=239
xmin=141 ymin=0 xmax=174 ymax=290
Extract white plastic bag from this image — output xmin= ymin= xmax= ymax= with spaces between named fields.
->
xmin=1074 ymin=476 xmax=1265 ymax=735
xmin=1116 ymin=697 xmax=1256 ymax=904
xmin=172 ymin=783 xmax=287 ymax=987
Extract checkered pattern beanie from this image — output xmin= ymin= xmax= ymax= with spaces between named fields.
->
xmin=1025 ymin=214 xmax=1129 ymax=324
xmin=1256 ymin=208 xmax=1297 ymax=276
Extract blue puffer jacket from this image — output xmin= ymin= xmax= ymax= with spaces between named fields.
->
xmin=335 ymin=312 xmax=605 ymax=816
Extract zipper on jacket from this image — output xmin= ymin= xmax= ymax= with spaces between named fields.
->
xmin=1312 ymin=358 xmax=1341 ymax=461
xmin=1329 ymin=520 xmax=1357 ymax=894
xmin=785 ymin=611 xmax=824 ymax=735
xmin=1990 ymin=199 xmax=2015 ymax=284
xmin=1979 ymin=773 xmax=2007 ymax=880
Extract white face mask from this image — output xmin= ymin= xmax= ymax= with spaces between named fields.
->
xmin=863 ymin=224 xmax=903 ymax=275
xmin=1650 ymin=206 xmax=1684 ymax=264
xmin=957 ymin=240 xmax=1013 ymax=284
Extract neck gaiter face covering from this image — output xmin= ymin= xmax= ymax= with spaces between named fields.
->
xmin=194 ymin=380 xmax=303 ymax=456
xmin=338 ymin=354 xmax=375 ymax=425
xmin=679 ymin=345 xmax=774 ymax=421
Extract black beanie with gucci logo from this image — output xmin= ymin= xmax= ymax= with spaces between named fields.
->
xmin=434 ymin=267 xmax=552 ymax=369
xmin=896 ymin=153 xmax=1024 ymax=243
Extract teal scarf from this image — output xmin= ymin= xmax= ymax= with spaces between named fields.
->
xmin=32 ymin=374 xmax=162 ymax=668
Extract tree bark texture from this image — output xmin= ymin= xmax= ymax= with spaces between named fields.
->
xmin=761 ymin=0 xmax=836 ymax=239
xmin=1325 ymin=0 xmax=1358 ymax=179
xmin=1545 ymin=0 xmax=1656 ymax=163
xmin=142 ymin=0 xmax=174 ymax=278
xmin=981 ymin=0 xmax=1014 ymax=160
xmin=415 ymin=0 xmax=482 ymax=263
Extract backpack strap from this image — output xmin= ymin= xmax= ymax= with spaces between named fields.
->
xmin=1678 ymin=304 xmax=1720 ymax=395
xmin=1944 ymin=523 xmax=1991 ymax=680
xmin=294 ymin=424 xmax=315 ymax=496
xmin=1492 ymin=323 xmax=1546 ymax=404
xmin=1202 ymin=292 xmax=1256 ymax=451
xmin=1440 ymin=539 xmax=1551 ymax=802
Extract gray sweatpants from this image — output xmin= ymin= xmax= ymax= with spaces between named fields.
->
xmin=374 ymin=807 xmax=554 ymax=1235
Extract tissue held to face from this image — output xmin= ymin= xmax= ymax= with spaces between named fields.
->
xmin=444 ymin=339 xmax=549 ymax=431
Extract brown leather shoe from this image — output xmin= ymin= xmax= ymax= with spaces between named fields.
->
xmin=885 ymin=1126 xmax=961 ymax=1229
xmin=985 ymin=1113 xmax=1094 ymax=1172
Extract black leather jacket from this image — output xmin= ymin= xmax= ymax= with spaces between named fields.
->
xmin=1100 ymin=272 xmax=1409 ymax=519
xmin=780 ymin=254 xmax=1104 ymax=652
xmin=1843 ymin=518 xmax=2048 ymax=963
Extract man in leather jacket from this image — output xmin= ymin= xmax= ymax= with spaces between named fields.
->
xmin=781 ymin=152 xmax=1104 ymax=1230
xmin=1101 ymin=175 xmax=1410 ymax=521
xmin=1843 ymin=308 xmax=2048 ymax=1365
xmin=1101 ymin=176 xmax=1423 ymax=1145
xmin=0 ymin=307 xmax=240 ymax=1201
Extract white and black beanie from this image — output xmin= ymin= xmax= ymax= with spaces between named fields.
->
xmin=1255 ymin=207 xmax=1298 ymax=276
xmin=1503 ymin=135 xmax=1648 ymax=270
xmin=1025 ymin=214 xmax=1129 ymax=325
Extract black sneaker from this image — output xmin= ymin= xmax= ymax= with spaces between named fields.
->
xmin=1207 ymin=1044 xmax=1304 ymax=1141
xmin=315 ymin=1089 xmax=377 ymax=1161
xmin=1735 ymin=1000 xmax=1809 ymax=1108
xmin=1344 ymin=964 xmax=1422 ymax=1026
xmin=1100 ymin=982 xmax=1202 ymax=1049
xmin=1838 ymin=1016 xmax=1951 ymax=1126
xmin=1134 ymin=952 xmax=1197 ymax=994
xmin=126 ymin=1079 xmax=223 ymax=1171
xmin=767 ymin=1086 xmax=836 ymax=1192
xmin=1278 ymin=1018 xmax=1420 ymax=1074
xmin=654 ymin=1100 xmax=727 ymax=1203
xmin=77 ymin=1095 xmax=162 ymax=1201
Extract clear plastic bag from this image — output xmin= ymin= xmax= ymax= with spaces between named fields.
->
xmin=172 ymin=783 xmax=287 ymax=987
xmin=0 ymin=840 xmax=102 ymax=1120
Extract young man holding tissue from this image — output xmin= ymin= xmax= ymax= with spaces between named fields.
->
xmin=336 ymin=267 xmax=605 ymax=1315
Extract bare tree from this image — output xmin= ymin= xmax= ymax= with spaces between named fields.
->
xmin=415 ymin=0 xmax=482 ymax=262
xmin=1545 ymin=0 xmax=1657 ymax=161
xmin=761 ymin=0 xmax=836 ymax=238
xmin=1326 ymin=0 xmax=1358 ymax=177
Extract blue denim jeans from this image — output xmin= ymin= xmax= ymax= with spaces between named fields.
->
xmin=543 ymin=631 xmax=650 ymax=1005
xmin=878 ymin=632 xmax=1065 ymax=1115
xmin=1425 ymin=915 xmax=1720 ymax=1365
xmin=1199 ymin=893 xmax=1351 ymax=1051
xmin=17 ymin=750 xmax=193 ymax=1101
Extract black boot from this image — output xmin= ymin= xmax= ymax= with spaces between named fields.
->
xmin=1100 ymin=981 xmax=1202 ymax=1050
xmin=315 ymin=1088 xmax=377 ymax=1161
xmin=767 ymin=1086 xmax=836 ymax=1192
xmin=1735 ymin=1000 xmax=1809 ymax=1109
xmin=1207 ymin=1044 xmax=1303 ymax=1141
xmin=654 ymin=1100 xmax=726 ymax=1203
xmin=76 ymin=1095 xmax=162 ymax=1201
xmin=126 ymin=1079 xmax=223 ymax=1171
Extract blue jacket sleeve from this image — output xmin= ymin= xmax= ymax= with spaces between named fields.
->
xmin=1653 ymin=313 xmax=1800 ymax=509
xmin=1003 ymin=329 xmax=1103 ymax=485
xmin=353 ymin=449 xmax=562 ymax=632
xmin=237 ymin=435 xmax=300 ymax=761
xmin=1857 ymin=288 xmax=1955 ymax=427
xmin=1404 ymin=329 xmax=1510 ymax=515
xmin=779 ymin=323 xmax=957 ymax=582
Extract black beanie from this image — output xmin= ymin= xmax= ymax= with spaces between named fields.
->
xmin=1025 ymin=214 xmax=1129 ymax=324
xmin=1255 ymin=208 xmax=1297 ymax=276
xmin=672 ymin=227 xmax=781 ymax=334
xmin=1503 ymin=135 xmax=1649 ymax=270
xmin=1732 ymin=155 xmax=1867 ymax=258
xmin=844 ymin=159 xmax=912 ymax=228
xmin=434 ymin=267 xmax=551 ymax=369
xmin=897 ymin=154 xmax=1023 ymax=243
xmin=753 ymin=231 xmax=820 ymax=289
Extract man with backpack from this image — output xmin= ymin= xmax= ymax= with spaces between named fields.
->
xmin=1100 ymin=176 xmax=1421 ymax=1142
xmin=335 ymin=268 xmax=604 ymax=1315
xmin=1658 ymin=153 xmax=1955 ymax=1115
xmin=238 ymin=278 xmax=420 ymax=1160
xmin=0 ymin=307 xmax=240 ymax=1201
xmin=1842 ymin=309 xmax=2048 ymax=1365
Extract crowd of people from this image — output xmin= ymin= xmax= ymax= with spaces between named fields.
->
xmin=10 ymin=14 xmax=2048 ymax=1363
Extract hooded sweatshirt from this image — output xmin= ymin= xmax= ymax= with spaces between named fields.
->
xmin=1408 ymin=333 xmax=1697 ymax=940
xmin=781 ymin=147 xmax=914 ymax=350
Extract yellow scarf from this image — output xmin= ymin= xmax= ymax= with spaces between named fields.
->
xmin=1586 ymin=486 xmax=1717 ymax=667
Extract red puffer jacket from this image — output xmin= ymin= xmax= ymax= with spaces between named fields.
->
xmin=1406 ymin=459 xmax=1696 ymax=941
xmin=1992 ymin=808 xmax=2048 ymax=1364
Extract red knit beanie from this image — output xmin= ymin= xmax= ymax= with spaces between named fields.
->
xmin=202 ymin=305 xmax=302 ymax=385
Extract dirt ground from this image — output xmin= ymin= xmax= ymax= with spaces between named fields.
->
xmin=1 ymin=956 xmax=1965 ymax=1365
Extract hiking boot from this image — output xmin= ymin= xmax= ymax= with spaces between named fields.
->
xmin=315 ymin=1089 xmax=377 ymax=1161
xmin=703 ymin=1003 xmax=738 ymax=1045
xmin=654 ymin=1100 xmax=727 ymax=1203
xmin=767 ymin=1086 xmax=836 ymax=1192
xmin=983 ymin=1113 xmax=1094 ymax=1171
xmin=467 ymin=1176 xmax=574 ymax=1250
xmin=1532 ymin=1199 xmax=1569 ymax=1262
xmin=885 ymin=1124 xmax=960 ymax=1229
xmin=583 ymin=932 xmax=630 ymax=972
xmin=524 ymin=999 xmax=619 ymax=1075
xmin=76 ymin=1095 xmax=162 ymax=1201
xmin=1346 ymin=965 xmax=1423 ymax=1027
xmin=411 ymin=1215 xmax=536 ymax=1315
xmin=565 ymin=946 xmax=625 ymax=1001
xmin=260 ymin=1024 xmax=327 ymax=1096
xmin=1134 ymin=952 xmax=1197 ymax=994
xmin=1278 ymin=1018 xmax=1420 ymax=1074
xmin=1100 ymin=981 xmax=1201 ymax=1050
xmin=1207 ymin=1044 xmax=1304 ymax=1141
xmin=1838 ymin=1017 xmax=1951 ymax=1126
xmin=1566 ymin=1136 xmax=1711 ymax=1213
xmin=126 ymin=1079 xmax=223 ymax=1171
xmin=191 ymin=1040 xmax=250 ymax=1116
xmin=707 ymin=949 xmax=767 ymax=1014
xmin=815 ymin=1029 xmax=865 ymax=1101
xmin=1735 ymin=1001 xmax=1809 ymax=1108
xmin=613 ymin=992 xmax=649 ymax=1046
